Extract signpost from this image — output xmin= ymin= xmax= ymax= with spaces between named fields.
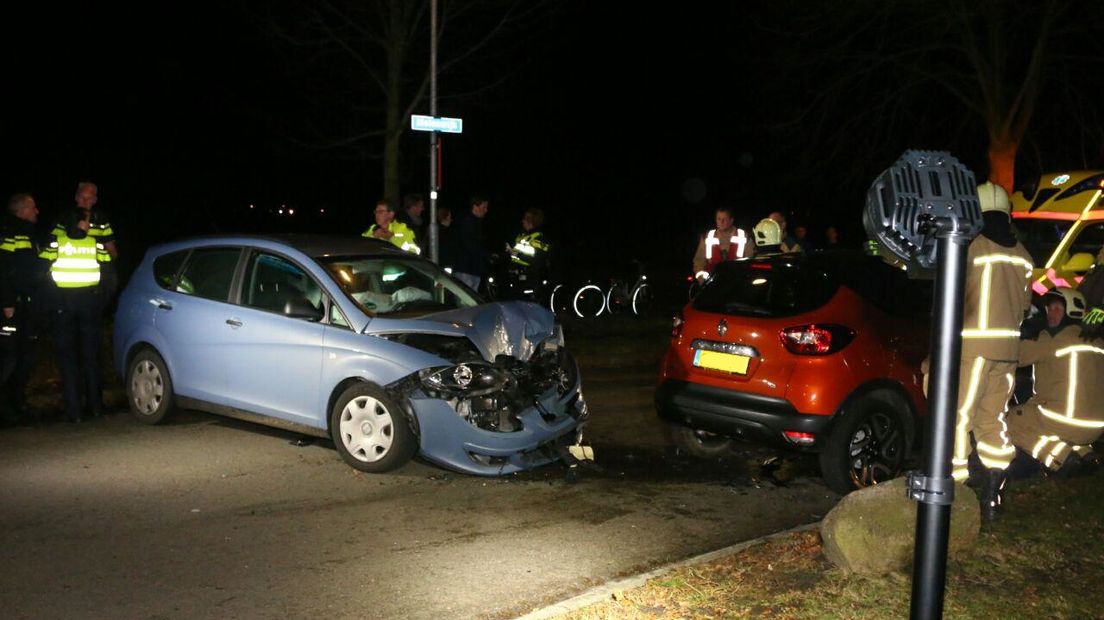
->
xmin=411 ymin=111 xmax=464 ymax=264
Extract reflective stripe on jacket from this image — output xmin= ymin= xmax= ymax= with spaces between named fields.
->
xmin=693 ymin=228 xmax=752 ymax=278
xmin=960 ymin=236 xmax=1033 ymax=361
xmin=39 ymin=234 xmax=111 ymax=288
xmin=1019 ymin=325 xmax=1104 ymax=432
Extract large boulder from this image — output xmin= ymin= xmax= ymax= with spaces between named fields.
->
xmin=820 ymin=477 xmax=980 ymax=574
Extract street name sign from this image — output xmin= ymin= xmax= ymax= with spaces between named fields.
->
xmin=411 ymin=115 xmax=463 ymax=133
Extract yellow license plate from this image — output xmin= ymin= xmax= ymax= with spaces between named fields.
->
xmin=693 ymin=349 xmax=750 ymax=374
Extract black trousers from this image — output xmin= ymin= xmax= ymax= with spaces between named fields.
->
xmin=52 ymin=288 xmax=102 ymax=421
xmin=1 ymin=297 xmax=37 ymax=418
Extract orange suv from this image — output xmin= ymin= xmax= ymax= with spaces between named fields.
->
xmin=656 ymin=251 xmax=930 ymax=493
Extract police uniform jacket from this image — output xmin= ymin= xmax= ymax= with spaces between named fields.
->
xmin=0 ymin=216 xmax=48 ymax=308
xmin=362 ymin=221 xmax=420 ymax=254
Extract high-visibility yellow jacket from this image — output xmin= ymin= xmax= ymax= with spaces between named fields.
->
xmin=960 ymin=235 xmax=1033 ymax=361
xmin=1019 ymin=325 xmax=1104 ymax=436
xmin=363 ymin=221 xmax=420 ymax=254
xmin=510 ymin=231 xmax=550 ymax=268
xmin=38 ymin=233 xmax=112 ymax=288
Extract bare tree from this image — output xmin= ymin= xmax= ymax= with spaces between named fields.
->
xmin=251 ymin=0 xmax=557 ymax=205
xmin=759 ymin=0 xmax=1104 ymax=193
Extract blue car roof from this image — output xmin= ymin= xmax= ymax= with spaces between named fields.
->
xmin=149 ymin=234 xmax=406 ymax=259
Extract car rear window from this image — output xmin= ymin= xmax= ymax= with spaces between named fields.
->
xmin=693 ymin=259 xmax=838 ymax=317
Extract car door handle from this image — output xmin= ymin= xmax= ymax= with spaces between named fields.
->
xmin=149 ymin=298 xmax=173 ymax=311
xmin=226 ymin=318 xmax=243 ymax=328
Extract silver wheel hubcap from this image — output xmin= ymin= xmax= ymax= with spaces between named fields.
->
xmin=339 ymin=395 xmax=395 ymax=463
xmin=131 ymin=360 xmax=164 ymax=415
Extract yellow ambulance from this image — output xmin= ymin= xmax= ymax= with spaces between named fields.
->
xmin=1011 ymin=170 xmax=1104 ymax=294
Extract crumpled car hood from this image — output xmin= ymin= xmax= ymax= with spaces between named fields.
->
xmin=366 ymin=301 xmax=558 ymax=362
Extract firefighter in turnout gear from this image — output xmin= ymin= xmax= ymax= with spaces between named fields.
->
xmin=1007 ymin=288 xmax=1104 ymax=476
xmin=1 ymin=193 xmax=48 ymax=425
xmin=751 ymin=217 xmax=784 ymax=257
xmin=40 ymin=208 xmax=112 ymax=423
xmin=363 ymin=199 xmax=420 ymax=255
xmin=953 ymin=181 xmax=1034 ymax=521
xmin=692 ymin=206 xmax=753 ymax=281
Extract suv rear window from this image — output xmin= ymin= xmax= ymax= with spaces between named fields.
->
xmin=693 ymin=260 xmax=838 ymax=317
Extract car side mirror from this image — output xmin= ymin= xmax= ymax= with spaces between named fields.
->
xmin=1062 ymin=252 xmax=1095 ymax=273
xmin=285 ymin=297 xmax=323 ymax=321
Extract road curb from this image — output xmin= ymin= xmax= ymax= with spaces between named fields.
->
xmin=514 ymin=521 xmax=822 ymax=620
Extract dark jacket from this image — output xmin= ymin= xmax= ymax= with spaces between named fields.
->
xmin=454 ymin=211 xmax=489 ymax=277
xmin=436 ymin=224 xmax=460 ymax=270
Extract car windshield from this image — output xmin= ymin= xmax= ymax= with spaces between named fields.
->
xmin=693 ymin=259 xmax=839 ymax=317
xmin=1015 ymin=219 xmax=1074 ymax=265
xmin=318 ymin=255 xmax=480 ymax=317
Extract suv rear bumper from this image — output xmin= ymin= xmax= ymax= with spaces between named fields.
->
xmin=655 ymin=380 xmax=832 ymax=450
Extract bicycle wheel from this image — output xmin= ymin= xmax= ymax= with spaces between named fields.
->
xmin=606 ymin=283 xmax=629 ymax=315
xmin=573 ymin=284 xmax=606 ymax=318
xmin=631 ymin=283 xmax=653 ymax=316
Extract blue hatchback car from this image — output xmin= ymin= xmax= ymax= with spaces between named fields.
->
xmin=113 ymin=234 xmax=588 ymax=475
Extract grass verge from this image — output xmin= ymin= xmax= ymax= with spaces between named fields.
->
xmin=555 ymin=470 xmax=1104 ymax=619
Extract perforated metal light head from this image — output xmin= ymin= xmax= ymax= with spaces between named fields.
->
xmin=863 ymin=150 xmax=983 ymax=271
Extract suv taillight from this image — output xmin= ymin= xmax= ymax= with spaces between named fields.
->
xmin=779 ymin=324 xmax=855 ymax=355
xmin=672 ymin=311 xmax=685 ymax=338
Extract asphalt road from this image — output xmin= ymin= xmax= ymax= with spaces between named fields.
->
xmin=0 ymin=335 xmax=841 ymax=620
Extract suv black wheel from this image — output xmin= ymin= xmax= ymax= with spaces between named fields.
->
xmin=819 ymin=394 xmax=907 ymax=494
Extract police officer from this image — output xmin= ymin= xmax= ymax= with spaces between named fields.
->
xmin=40 ymin=208 xmax=112 ymax=423
xmin=1007 ymin=288 xmax=1104 ymax=476
xmin=692 ymin=206 xmax=753 ymax=281
xmin=508 ymin=207 xmax=552 ymax=283
xmin=1 ymin=193 xmax=47 ymax=425
xmin=363 ymin=199 xmax=420 ymax=254
xmin=56 ymin=182 xmax=118 ymax=305
xmin=952 ymin=181 xmax=1034 ymax=521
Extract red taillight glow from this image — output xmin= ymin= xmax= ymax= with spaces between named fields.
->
xmin=779 ymin=324 xmax=855 ymax=355
xmin=783 ymin=430 xmax=817 ymax=445
xmin=672 ymin=312 xmax=685 ymax=338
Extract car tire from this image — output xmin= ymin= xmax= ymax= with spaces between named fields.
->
xmin=669 ymin=423 xmax=735 ymax=458
xmin=127 ymin=349 xmax=174 ymax=425
xmin=330 ymin=382 xmax=417 ymax=473
xmin=819 ymin=394 xmax=908 ymax=494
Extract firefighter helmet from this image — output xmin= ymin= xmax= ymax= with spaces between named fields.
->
xmin=753 ymin=218 xmax=781 ymax=246
xmin=977 ymin=181 xmax=1011 ymax=214
xmin=1045 ymin=286 xmax=1087 ymax=320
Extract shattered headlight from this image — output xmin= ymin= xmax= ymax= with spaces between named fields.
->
xmin=419 ymin=362 xmax=510 ymax=397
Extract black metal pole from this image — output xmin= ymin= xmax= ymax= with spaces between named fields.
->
xmin=910 ymin=226 xmax=971 ymax=620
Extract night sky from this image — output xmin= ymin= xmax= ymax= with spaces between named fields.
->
xmin=4 ymin=1 xmax=1102 ymax=284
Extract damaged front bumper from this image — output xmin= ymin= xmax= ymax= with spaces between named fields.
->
xmin=388 ymin=348 xmax=589 ymax=475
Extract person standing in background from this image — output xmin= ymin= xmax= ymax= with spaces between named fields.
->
xmin=41 ymin=208 xmax=112 ymax=423
xmin=1 ymin=193 xmax=48 ymax=425
xmin=453 ymin=195 xmax=490 ymax=291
